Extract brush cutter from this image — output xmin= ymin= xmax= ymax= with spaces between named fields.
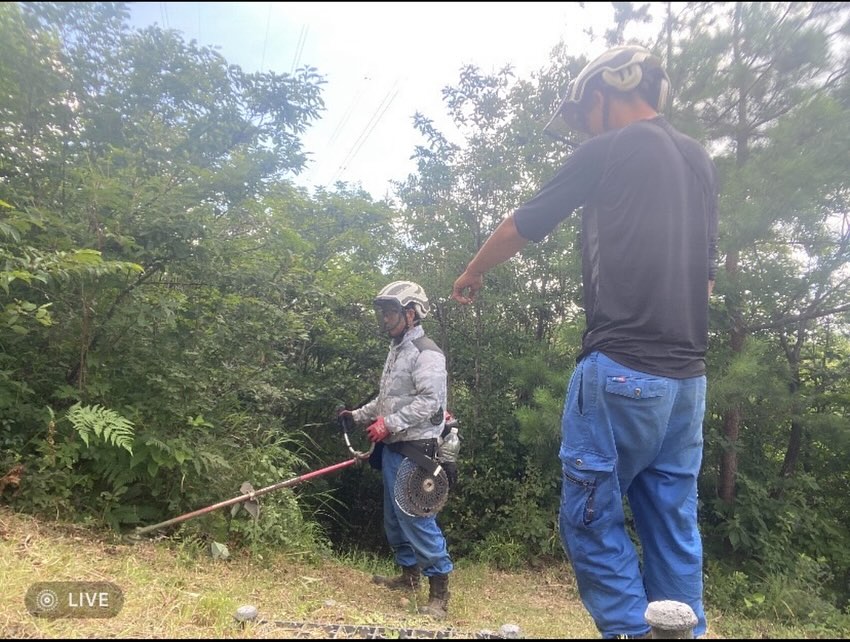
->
xmin=388 ymin=411 xmax=460 ymax=518
xmin=127 ymin=411 xmax=373 ymax=540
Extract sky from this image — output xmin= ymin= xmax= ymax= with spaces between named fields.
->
xmin=128 ymin=2 xmax=617 ymax=200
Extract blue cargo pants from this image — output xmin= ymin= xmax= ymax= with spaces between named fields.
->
xmin=559 ymin=351 xmax=707 ymax=638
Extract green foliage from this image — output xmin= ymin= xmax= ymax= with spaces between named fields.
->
xmin=472 ymin=532 xmax=527 ymax=571
xmin=704 ymin=471 xmax=850 ymax=612
xmin=390 ymin=46 xmax=587 ymax=564
xmin=221 ymin=429 xmax=332 ymax=557
xmin=705 ymin=557 xmax=850 ymax=635
xmin=64 ymin=403 xmax=134 ymax=453
xmin=0 ymin=9 xmax=848 ymax=639
xmin=227 ymin=490 xmax=331 ymax=561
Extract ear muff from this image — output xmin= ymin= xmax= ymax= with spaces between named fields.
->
xmin=607 ymin=63 xmax=671 ymax=113
xmin=600 ymin=64 xmax=644 ymax=92
xmin=656 ymin=76 xmax=670 ymax=112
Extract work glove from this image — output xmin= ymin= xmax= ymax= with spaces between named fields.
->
xmin=443 ymin=461 xmax=458 ymax=490
xmin=365 ymin=416 xmax=390 ymax=443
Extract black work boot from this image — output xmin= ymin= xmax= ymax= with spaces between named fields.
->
xmin=418 ymin=573 xmax=450 ymax=620
xmin=372 ymin=564 xmax=421 ymax=591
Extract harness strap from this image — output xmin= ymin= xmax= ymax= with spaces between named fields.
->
xmin=386 ymin=438 xmax=441 ymax=476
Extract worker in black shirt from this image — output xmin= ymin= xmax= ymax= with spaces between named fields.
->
xmin=451 ymin=45 xmax=718 ymax=639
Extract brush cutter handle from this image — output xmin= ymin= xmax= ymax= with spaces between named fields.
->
xmin=337 ymin=407 xmax=374 ymax=459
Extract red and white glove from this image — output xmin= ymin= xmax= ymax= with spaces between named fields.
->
xmin=365 ymin=417 xmax=390 ymax=443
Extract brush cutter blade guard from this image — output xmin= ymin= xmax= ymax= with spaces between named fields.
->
xmin=231 ymin=481 xmax=260 ymax=519
xmin=393 ymin=457 xmax=449 ymax=517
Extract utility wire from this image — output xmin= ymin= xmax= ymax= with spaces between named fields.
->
xmin=327 ymin=80 xmax=370 ymax=148
xmin=346 ymin=85 xmax=399 ymax=167
xmin=330 ymin=78 xmax=402 ymax=184
xmin=332 ymin=86 xmax=399 ymax=183
xmin=311 ymin=77 xmax=372 ymax=179
xmin=260 ymin=3 xmax=272 ymax=71
xmin=290 ymin=24 xmax=308 ymax=74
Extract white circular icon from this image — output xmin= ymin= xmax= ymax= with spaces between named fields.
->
xmin=36 ymin=589 xmax=59 ymax=611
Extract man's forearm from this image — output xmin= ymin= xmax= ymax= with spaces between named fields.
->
xmin=464 ymin=215 xmax=529 ymax=276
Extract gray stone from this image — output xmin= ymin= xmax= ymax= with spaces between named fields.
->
xmin=499 ymin=623 xmax=522 ymax=639
xmin=234 ymin=604 xmax=258 ymax=623
xmin=644 ymin=600 xmax=697 ymax=638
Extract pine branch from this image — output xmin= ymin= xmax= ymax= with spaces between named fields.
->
xmin=746 ymin=302 xmax=850 ymax=332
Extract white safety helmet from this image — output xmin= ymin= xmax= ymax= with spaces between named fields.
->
xmin=373 ymin=281 xmax=430 ymax=321
xmin=543 ymin=45 xmax=671 ymax=139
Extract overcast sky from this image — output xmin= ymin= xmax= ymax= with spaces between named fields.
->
xmin=128 ymin=2 xmax=617 ymax=200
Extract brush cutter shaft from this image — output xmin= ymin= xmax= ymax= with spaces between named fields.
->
xmin=133 ymin=457 xmax=361 ymax=537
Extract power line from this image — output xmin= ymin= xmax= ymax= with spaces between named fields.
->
xmin=332 ymin=85 xmax=399 ymax=183
xmin=260 ymin=3 xmax=272 ymax=71
xmin=326 ymin=80 xmax=370 ymax=148
xmin=330 ymin=78 xmax=402 ymax=185
xmin=290 ymin=24 xmax=308 ymax=74
xmin=310 ymin=76 xmax=373 ymax=179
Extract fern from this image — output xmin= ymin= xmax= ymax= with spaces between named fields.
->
xmin=98 ymin=455 xmax=141 ymax=488
xmin=66 ymin=403 xmax=135 ymax=454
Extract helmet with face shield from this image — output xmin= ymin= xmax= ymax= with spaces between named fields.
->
xmin=373 ymin=281 xmax=429 ymax=333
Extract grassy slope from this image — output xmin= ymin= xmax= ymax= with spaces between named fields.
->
xmin=1 ymin=506 xmax=596 ymax=638
xmin=0 ymin=506 xmax=838 ymax=639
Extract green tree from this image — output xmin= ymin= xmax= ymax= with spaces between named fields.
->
xmin=610 ymin=0 xmax=850 ymax=609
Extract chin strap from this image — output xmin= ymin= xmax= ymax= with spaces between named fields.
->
xmin=602 ymin=92 xmax=610 ymax=132
xmin=390 ymin=311 xmax=421 ymax=343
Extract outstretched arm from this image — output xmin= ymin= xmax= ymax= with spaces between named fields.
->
xmin=451 ymin=215 xmax=528 ymax=305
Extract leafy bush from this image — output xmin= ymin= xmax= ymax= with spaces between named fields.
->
xmin=705 ymin=556 xmax=850 ymax=635
xmin=472 ymin=532 xmax=526 ymax=571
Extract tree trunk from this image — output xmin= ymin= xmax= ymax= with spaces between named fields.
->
xmin=779 ymin=418 xmax=804 ymax=480
xmin=718 ymin=256 xmax=746 ymax=506
xmin=775 ymin=325 xmax=806 ymax=495
xmin=718 ymin=3 xmax=750 ymax=507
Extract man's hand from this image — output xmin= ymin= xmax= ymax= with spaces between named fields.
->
xmin=451 ymin=270 xmax=484 ymax=305
xmin=365 ymin=417 xmax=390 ymax=443
xmin=336 ymin=407 xmax=355 ymax=429
xmin=451 ymin=216 xmax=528 ymax=305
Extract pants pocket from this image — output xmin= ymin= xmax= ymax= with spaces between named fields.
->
xmin=604 ymin=374 xmax=668 ymax=400
xmin=561 ymin=448 xmax=616 ymax=527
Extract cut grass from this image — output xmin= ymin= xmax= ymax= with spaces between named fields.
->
xmin=0 ymin=506 xmax=595 ymax=638
xmin=0 ymin=506 xmax=844 ymax=639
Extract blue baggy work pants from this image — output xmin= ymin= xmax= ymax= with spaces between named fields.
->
xmin=382 ymin=446 xmax=453 ymax=576
xmin=559 ymin=351 xmax=707 ymax=638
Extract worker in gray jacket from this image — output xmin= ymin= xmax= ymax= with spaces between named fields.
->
xmin=339 ymin=280 xmax=454 ymax=619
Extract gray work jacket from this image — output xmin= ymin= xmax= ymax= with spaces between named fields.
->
xmin=352 ymin=325 xmax=447 ymax=443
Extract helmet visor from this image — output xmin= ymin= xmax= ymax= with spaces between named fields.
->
xmin=543 ymin=99 xmax=591 ymax=142
xmin=543 ymin=78 xmax=594 ymax=141
xmin=373 ymin=299 xmax=404 ymax=334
